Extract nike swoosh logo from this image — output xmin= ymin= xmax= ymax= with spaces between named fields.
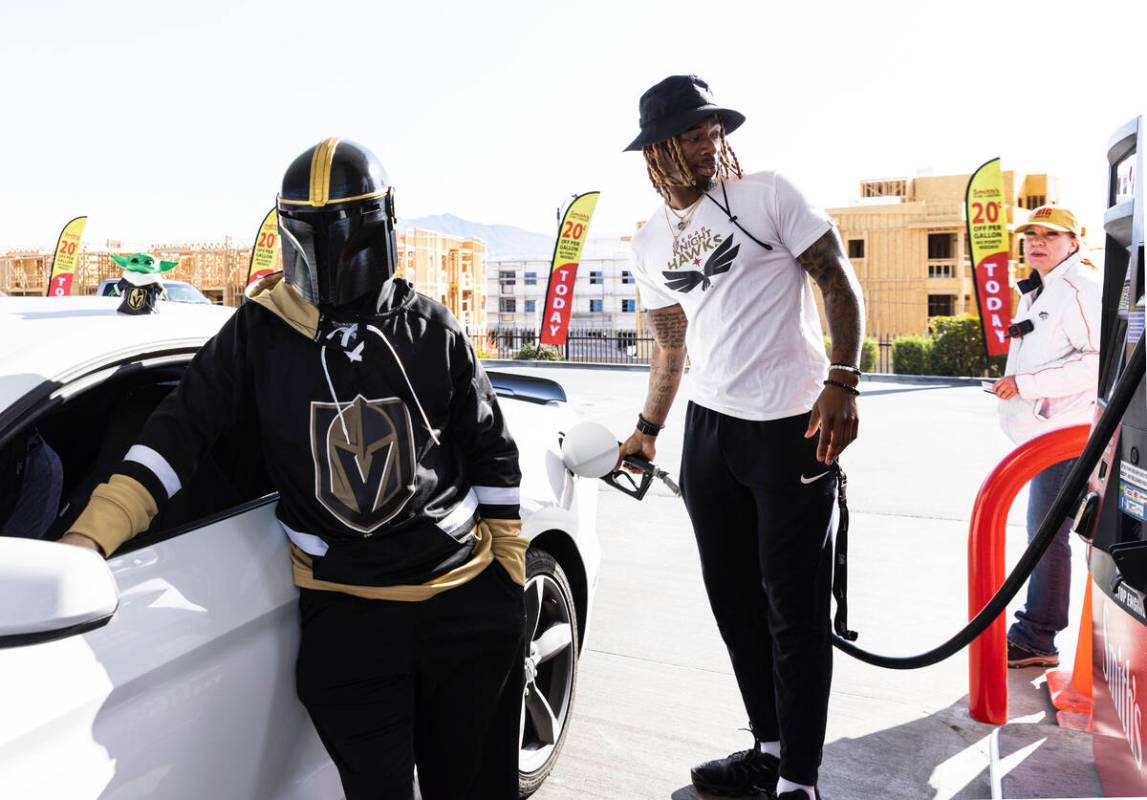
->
xmin=800 ymin=470 xmax=831 ymax=484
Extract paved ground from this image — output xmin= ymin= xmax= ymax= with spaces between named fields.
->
xmin=495 ymin=366 xmax=1104 ymax=800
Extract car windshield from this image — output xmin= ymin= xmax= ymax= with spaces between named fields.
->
xmin=162 ymin=284 xmax=210 ymax=304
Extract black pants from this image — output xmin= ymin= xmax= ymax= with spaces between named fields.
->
xmin=296 ymin=561 xmax=526 ymax=800
xmin=681 ymin=403 xmax=836 ymax=787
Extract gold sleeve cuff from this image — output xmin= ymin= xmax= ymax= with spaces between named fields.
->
xmin=67 ymin=474 xmax=158 ymax=557
xmin=486 ymin=518 xmax=527 ymax=586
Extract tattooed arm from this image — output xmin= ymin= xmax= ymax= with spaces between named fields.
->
xmin=796 ymin=227 xmax=865 ymax=463
xmin=616 ymin=304 xmax=688 ymax=468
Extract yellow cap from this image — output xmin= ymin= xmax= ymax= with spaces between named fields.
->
xmin=1014 ymin=205 xmax=1079 ymax=235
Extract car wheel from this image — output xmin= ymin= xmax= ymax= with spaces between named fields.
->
xmin=518 ymin=548 xmax=579 ymax=797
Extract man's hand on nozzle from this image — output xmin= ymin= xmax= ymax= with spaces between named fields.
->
xmin=58 ymin=532 xmax=104 ymax=556
xmin=616 ymin=431 xmax=657 ymax=474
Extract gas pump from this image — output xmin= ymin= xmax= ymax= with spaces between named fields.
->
xmin=1072 ymin=116 xmax=1147 ymax=796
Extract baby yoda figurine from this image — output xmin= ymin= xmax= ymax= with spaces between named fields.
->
xmin=110 ymin=253 xmax=179 ymax=315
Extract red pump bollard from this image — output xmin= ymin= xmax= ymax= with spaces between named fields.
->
xmin=967 ymin=424 xmax=1090 ymax=724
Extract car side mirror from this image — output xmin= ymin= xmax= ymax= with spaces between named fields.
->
xmin=0 ymin=538 xmax=118 ymax=648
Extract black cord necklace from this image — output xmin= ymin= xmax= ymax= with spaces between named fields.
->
xmin=703 ymin=180 xmax=773 ymax=251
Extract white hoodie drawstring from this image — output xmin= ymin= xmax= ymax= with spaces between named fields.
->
xmin=366 ymin=324 xmax=442 ymax=446
xmin=320 ymin=344 xmax=351 ymax=443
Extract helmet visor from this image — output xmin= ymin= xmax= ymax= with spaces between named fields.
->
xmin=279 ymin=200 xmax=396 ymax=308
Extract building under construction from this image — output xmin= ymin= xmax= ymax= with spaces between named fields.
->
xmin=826 ymin=172 xmax=1061 ymax=339
xmin=0 ymin=228 xmax=487 ymax=330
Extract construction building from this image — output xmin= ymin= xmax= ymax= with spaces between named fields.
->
xmin=395 ymin=228 xmax=486 ymax=331
xmin=826 ymin=172 xmax=1059 ymax=339
xmin=0 ymin=228 xmax=487 ymax=330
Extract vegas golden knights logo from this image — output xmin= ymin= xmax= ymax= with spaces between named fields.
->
xmin=127 ymin=287 xmax=146 ymax=310
xmin=310 ymin=395 xmax=416 ymax=534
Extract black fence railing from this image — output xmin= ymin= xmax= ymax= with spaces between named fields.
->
xmin=474 ymin=327 xmax=657 ymax=364
xmin=474 ymin=328 xmax=898 ymax=372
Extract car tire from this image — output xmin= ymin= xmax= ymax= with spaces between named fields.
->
xmin=518 ymin=548 xmax=580 ymax=798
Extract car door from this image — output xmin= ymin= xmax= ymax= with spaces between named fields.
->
xmin=0 ymin=350 xmax=339 ymax=800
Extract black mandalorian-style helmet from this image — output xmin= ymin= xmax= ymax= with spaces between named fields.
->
xmin=277 ymin=138 xmax=398 ymax=308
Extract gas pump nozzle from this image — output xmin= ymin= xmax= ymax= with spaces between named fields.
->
xmin=559 ymin=421 xmax=682 ymax=501
xmin=604 ymin=453 xmax=682 ymax=500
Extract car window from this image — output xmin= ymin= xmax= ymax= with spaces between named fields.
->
xmin=164 ymin=284 xmax=207 ymax=304
xmin=0 ymin=361 xmax=273 ymax=546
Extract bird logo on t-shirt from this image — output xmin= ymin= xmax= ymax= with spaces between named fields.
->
xmin=662 ymin=235 xmax=740 ymax=293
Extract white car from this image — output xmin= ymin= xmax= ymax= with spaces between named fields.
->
xmin=0 ymin=296 xmax=600 ymax=800
xmin=95 ymin=278 xmax=213 ymax=305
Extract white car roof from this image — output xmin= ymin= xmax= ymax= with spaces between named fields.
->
xmin=0 ymin=296 xmax=234 ymax=415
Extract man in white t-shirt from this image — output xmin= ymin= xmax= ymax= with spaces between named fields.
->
xmin=618 ymin=75 xmax=865 ymax=800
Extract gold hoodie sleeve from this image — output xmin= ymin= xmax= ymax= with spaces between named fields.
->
xmin=67 ymin=474 xmax=158 ymax=557
xmin=486 ymin=518 xmax=527 ymax=586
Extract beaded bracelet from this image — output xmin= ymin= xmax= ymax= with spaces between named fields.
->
xmin=829 ymin=363 xmax=862 ymax=376
xmin=823 ymin=378 xmax=860 ymax=396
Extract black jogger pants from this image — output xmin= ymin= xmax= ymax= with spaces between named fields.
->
xmin=296 ymin=560 xmax=526 ymax=800
xmin=680 ymin=402 xmax=836 ymax=787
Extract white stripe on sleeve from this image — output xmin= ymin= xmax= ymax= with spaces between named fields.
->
xmin=124 ymin=445 xmax=182 ymax=499
xmin=473 ymin=485 xmax=520 ymax=506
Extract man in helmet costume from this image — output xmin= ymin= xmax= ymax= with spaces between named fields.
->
xmin=617 ymin=76 xmax=865 ymax=800
xmin=60 ymin=138 xmax=526 ymax=800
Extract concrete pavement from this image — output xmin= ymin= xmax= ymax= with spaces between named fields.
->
xmin=497 ymin=366 xmax=1104 ymax=800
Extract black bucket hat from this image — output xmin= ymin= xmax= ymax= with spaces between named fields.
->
xmin=623 ymin=75 xmax=745 ymax=152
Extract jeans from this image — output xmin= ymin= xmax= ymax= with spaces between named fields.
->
xmin=1008 ymin=457 xmax=1075 ymax=656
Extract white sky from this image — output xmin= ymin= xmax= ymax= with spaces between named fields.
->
xmin=1 ymin=0 xmax=1143 ymax=249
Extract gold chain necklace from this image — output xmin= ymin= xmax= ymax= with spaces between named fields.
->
xmin=664 ymin=195 xmax=703 ymax=236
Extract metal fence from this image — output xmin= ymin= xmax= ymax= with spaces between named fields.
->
xmin=475 ymin=328 xmax=898 ymax=372
xmin=475 ymin=327 xmax=657 ymax=365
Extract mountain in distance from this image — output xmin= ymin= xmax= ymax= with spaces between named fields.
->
xmin=399 ymin=213 xmax=554 ymax=259
xmin=399 ymin=213 xmax=630 ymax=260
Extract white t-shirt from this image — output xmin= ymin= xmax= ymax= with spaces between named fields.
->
xmin=630 ymin=171 xmax=833 ymax=421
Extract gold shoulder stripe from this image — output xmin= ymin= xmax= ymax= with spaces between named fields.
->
xmin=309 ymin=137 xmax=340 ymax=207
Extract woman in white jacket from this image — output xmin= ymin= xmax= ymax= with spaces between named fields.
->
xmin=992 ymin=205 xmax=1100 ymax=668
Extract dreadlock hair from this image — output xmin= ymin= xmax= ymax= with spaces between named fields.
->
xmin=641 ymin=120 xmax=744 ymax=201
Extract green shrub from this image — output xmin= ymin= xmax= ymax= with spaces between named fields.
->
xmin=892 ymin=336 xmax=932 ymax=375
xmin=929 ymin=315 xmax=993 ymax=376
xmin=515 ymin=342 xmax=563 ymax=361
xmin=824 ymin=336 xmax=879 ymax=373
xmin=860 ymin=337 xmax=878 ymax=373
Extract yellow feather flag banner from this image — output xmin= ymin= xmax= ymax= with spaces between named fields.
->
xmin=539 ymin=192 xmax=600 ymax=345
xmin=965 ymin=158 xmax=1011 ymax=356
xmin=46 ymin=216 xmax=87 ymax=297
xmin=245 ymin=207 xmax=280 ymax=287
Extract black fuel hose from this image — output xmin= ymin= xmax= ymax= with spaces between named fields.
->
xmin=833 ymin=333 xmax=1145 ymax=669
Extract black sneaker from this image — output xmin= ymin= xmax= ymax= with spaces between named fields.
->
xmin=690 ymin=746 xmax=778 ymax=796
xmin=1007 ymin=641 xmax=1059 ymax=669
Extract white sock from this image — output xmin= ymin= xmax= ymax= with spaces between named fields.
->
xmin=777 ymin=776 xmax=816 ymax=799
xmin=757 ymin=739 xmax=781 ymax=758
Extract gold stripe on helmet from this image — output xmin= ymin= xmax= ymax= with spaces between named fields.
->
xmin=279 ymin=189 xmax=388 ymax=207
xmin=308 ymin=137 xmax=340 ymax=207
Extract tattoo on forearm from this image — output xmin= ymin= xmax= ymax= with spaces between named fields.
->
xmin=648 ymin=305 xmax=687 ymax=348
xmin=643 ymin=306 xmax=687 ymax=422
xmin=797 ymin=230 xmax=865 ymax=364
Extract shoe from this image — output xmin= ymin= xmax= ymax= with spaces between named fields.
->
xmin=1007 ymin=641 xmax=1059 ymax=669
xmin=690 ymin=746 xmax=779 ymax=796
xmin=776 ymin=790 xmax=822 ymax=800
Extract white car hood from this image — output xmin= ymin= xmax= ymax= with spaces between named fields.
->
xmin=0 ymin=297 xmax=234 ymax=415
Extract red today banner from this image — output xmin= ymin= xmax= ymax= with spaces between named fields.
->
xmin=965 ymin=159 xmax=1011 ymax=356
xmin=974 ymin=252 xmax=1011 ymax=354
xmin=539 ymin=192 xmax=599 ymax=345
xmin=540 ymin=263 xmax=580 ymax=344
